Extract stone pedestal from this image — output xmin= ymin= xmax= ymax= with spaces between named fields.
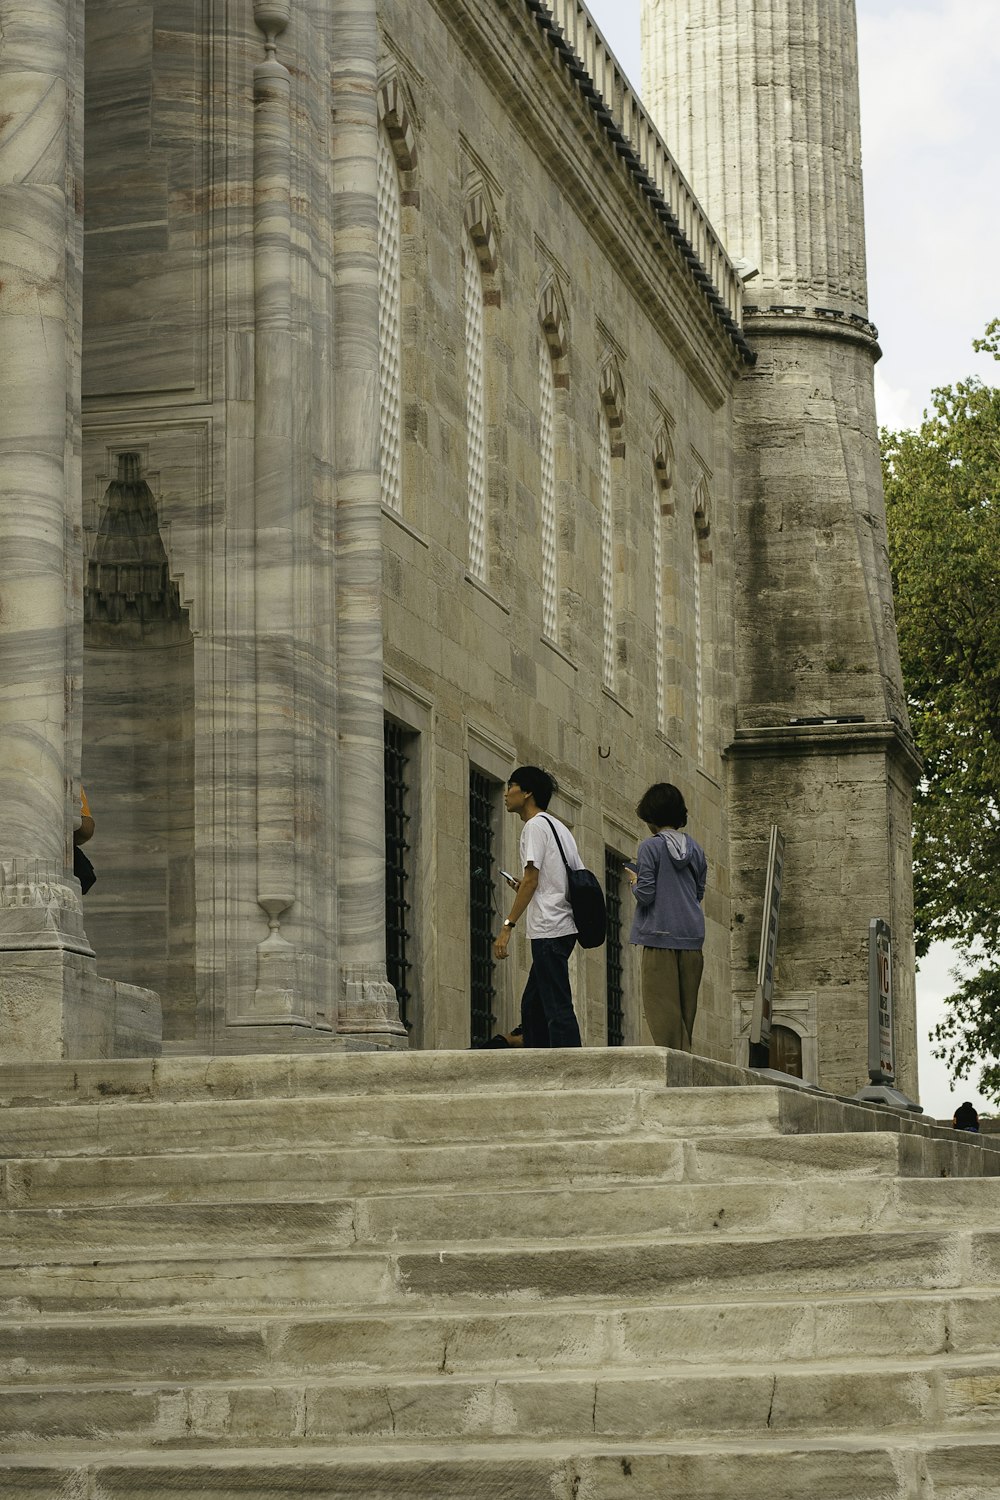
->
xmin=0 ymin=948 xmax=161 ymax=1062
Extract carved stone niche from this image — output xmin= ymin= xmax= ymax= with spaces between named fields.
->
xmin=82 ymin=453 xmax=197 ymax=1041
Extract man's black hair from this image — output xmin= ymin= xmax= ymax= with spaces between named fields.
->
xmin=508 ymin=765 xmax=556 ymax=810
xmin=636 ymin=782 xmax=688 ymax=829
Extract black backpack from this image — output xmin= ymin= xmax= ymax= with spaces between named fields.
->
xmin=540 ymin=816 xmax=607 ymax=949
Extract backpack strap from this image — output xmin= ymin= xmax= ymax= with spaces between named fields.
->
xmin=539 ymin=814 xmax=570 ymax=870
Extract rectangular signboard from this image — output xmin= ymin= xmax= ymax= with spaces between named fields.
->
xmin=749 ymin=825 xmax=785 ymax=1052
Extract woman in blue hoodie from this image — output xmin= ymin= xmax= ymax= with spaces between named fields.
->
xmin=627 ymin=783 xmax=707 ymax=1052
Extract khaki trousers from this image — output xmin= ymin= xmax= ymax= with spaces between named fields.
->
xmin=640 ymin=946 xmax=704 ymax=1051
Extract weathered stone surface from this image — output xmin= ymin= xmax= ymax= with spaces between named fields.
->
xmin=1 ymin=1050 xmax=999 ymax=1493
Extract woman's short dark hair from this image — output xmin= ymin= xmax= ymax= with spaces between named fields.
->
xmin=636 ymin=782 xmax=687 ymax=829
xmin=508 ymin=765 xmax=556 ymax=809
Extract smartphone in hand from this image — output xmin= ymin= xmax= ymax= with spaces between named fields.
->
xmin=624 ymin=861 xmax=638 ymax=875
xmin=500 ymin=870 xmax=520 ymax=890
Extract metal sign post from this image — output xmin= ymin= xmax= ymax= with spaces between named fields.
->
xmin=749 ymin=825 xmax=784 ymax=1070
xmin=853 ymin=919 xmax=921 ymax=1112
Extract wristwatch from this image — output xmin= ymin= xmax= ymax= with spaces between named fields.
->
xmin=502 ymin=918 xmax=515 ymax=929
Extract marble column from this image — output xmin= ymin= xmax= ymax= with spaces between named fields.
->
xmin=248 ymin=0 xmax=303 ymax=1020
xmin=0 ymin=0 xmax=92 ymax=1031
xmin=331 ymin=0 xmax=405 ymax=1041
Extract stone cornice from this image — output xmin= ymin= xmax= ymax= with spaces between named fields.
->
xmin=743 ymin=306 xmax=882 ymax=360
xmin=525 ymin=0 xmax=754 ymax=366
xmin=428 ymin=0 xmax=749 ymax=394
xmin=725 ymin=720 xmax=922 ymax=784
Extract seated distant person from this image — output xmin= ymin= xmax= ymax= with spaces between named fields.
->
xmin=952 ymin=1101 xmax=980 ymax=1133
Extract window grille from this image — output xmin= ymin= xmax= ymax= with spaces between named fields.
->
xmin=383 ymin=720 xmax=413 ymax=1030
xmin=605 ymin=849 xmax=626 ymax=1046
xmin=539 ymin=337 xmax=558 ymax=640
xmin=463 ymin=235 xmax=488 ymax=581
xmin=468 ymin=769 xmax=498 ymax=1047
xmin=377 ymin=127 xmax=403 ymax=514
xmin=599 ymin=408 xmax=615 ymax=688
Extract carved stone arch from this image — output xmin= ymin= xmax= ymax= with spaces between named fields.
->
xmin=464 ymin=182 xmax=499 ymax=280
xmin=377 ymin=69 xmax=419 ymax=200
xmin=652 ymin=424 xmax=675 ymax=513
xmin=599 ymin=352 xmax=626 ymax=458
xmin=693 ymin=473 xmax=712 ymax=561
xmin=538 ymin=277 xmax=569 ymax=363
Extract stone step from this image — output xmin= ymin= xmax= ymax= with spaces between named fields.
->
xmin=0 ymin=1137 xmax=686 ymax=1208
xmin=7 ymin=1287 xmax=1000 ymax=1387
xmin=3 ymin=1175 xmax=1000 ymax=1258
xmin=0 ymin=1047 xmax=779 ymax=1108
xmin=4 ymin=1050 xmax=992 ymax=1161
xmin=0 ymin=1084 xmax=937 ymax=1160
xmin=3 ymin=1351 xmax=1000 ymax=1450
xmin=2 ymin=1227 xmax=997 ymax=1317
xmin=689 ymin=1129 xmax=998 ymax=1180
xmin=2 ymin=1128 xmax=988 ymax=1214
xmin=1 ymin=1433 xmax=997 ymax=1499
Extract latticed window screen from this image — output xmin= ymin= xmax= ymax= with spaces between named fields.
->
xmin=383 ymin=720 xmax=413 ymax=1030
xmin=376 ymin=127 xmax=403 ymax=514
xmin=599 ymin=409 xmax=615 ymax=688
xmin=652 ymin=466 xmax=665 ymax=733
xmin=468 ymin=769 xmax=498 ymax=1046
xmin=463 ymin=235 xmax=488 ymax=581
xmin=539 ymin=338 xmax=558 ymax=640
xmin=605 ymin=849 xmax=626 ymax=1047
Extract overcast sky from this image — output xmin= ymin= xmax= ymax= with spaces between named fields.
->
xmin=582 ymin=0 xmax=998 ymax=1116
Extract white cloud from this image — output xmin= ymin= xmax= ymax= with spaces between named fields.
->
xmin=857 ymin=1 xmax=1000 ymax=161
xmin=915 ymin=941 xmax=994 ymax=1119
xmin=873 ymin=370 xmax=922 ymax=432
xmin=858 ymin=0 xmax=1000 ymax=407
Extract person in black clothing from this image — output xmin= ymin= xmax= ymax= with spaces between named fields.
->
xmin=952 ymin=1101 xmax=980 ymax=1132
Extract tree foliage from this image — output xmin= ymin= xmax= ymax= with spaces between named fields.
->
xmin=882 ymin=321 xmax=1000 ymax=1098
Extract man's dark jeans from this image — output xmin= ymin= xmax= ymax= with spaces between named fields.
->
xmin=520 ymin=933 xmax=582 ymax=1047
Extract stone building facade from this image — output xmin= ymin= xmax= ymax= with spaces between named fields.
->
xmin=0 ymin=0 xmax=919 ymax=1096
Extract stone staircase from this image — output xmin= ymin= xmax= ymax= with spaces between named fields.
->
xmin=2 ymin=1048 xmax=1000 ymax=1499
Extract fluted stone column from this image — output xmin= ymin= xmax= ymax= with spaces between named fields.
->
xmin=643 ymin=0 xmax=920 ymax=1095
xmin=643 ymin=0 xmax=869 ymax=314
xmin=0 ymin=0 xmax=93 ymax=1050
xmin=331 ymin=0 xmax=405 ymax=1041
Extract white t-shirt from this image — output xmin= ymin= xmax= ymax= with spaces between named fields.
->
xmin=520 ymin=813 xmax=583 ymax=939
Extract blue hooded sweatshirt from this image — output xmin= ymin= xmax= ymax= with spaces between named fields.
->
xmin=629 ymin=830 xmax=707 ymax=950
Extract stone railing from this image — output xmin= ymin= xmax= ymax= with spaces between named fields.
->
xmin=542 ymin=0 xmax=744 ymax=332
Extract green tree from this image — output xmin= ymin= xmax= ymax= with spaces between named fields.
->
xmin=882 ymin=321 xmax=1000 ymax=1098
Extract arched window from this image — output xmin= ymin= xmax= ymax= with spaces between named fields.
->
xmin=538 ymin=279 xmax=569 ymax=646
xmin=377 ymin=124 xmax=402 ymax=513
xmin=538 ymin=335 xmax=558 ymax=640
xmin=652 ymin=427 xmax=675 ymax=735
xmin=375 ymin=72 xmax=418 ymax=518
xmin=463 ymin=229 xmax=488 ymax=581
xmin=693 ymin=474 xmax=713 ymax=762
xmin=462 ymin=190 xmax=498 ymax=585
xmin=598 ymin=354 xmax=625 ymax=691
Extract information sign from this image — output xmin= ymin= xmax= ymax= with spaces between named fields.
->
xmin=749 ymin=825 xmax=784 ymax=1060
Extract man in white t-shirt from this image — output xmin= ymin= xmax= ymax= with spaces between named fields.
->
xmin=492 ymin=765 xmax=583 ymax=1047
